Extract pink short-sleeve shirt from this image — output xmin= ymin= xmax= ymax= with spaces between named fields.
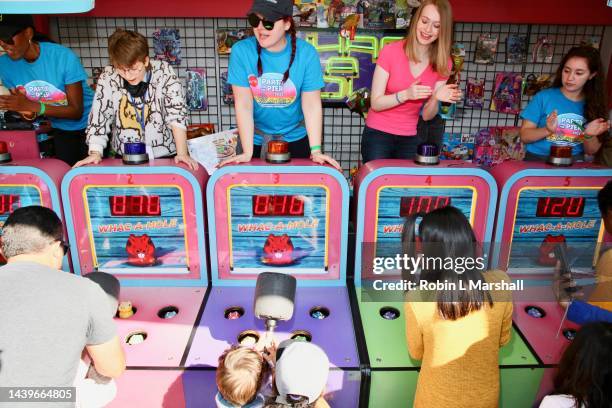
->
xmin=365 ymin=40 xmax=449 ymax=136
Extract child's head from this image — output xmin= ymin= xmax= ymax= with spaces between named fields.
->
xmin=269 ymin=340 xmax=329 ymax=406
xmin=216 ymin=345 xmax=268 ymax=406
xmin=598 ymin=180 xmax=612 ymax=235
xmin=553 ymin=46 xmax=607 ymax=122
xmin=401 ymin=206 xmax=492 ymax=320
xmin=554 ymin=322 xmax=612 ymax=408
xmin=405 ymin=0 xmax=453 ymax=77
xmin=84 ymin=272 xmax=120 ymax=318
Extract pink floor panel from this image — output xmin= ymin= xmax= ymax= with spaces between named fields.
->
xmin=108 ymin=369 xmax=186 ymax=408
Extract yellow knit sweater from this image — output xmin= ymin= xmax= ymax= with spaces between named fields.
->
xmin=404 ymin=270 xmax=513 ymax=408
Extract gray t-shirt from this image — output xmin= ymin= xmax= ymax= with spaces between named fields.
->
xmin=0 ymin=261 xmax=117 ymax=392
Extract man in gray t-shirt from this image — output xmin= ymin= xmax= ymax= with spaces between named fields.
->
xmin=0 ymin=206 xmax=125 ymax=407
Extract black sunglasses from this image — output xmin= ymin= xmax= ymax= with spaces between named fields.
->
xmin=247 ymin=13 xmax=278 ymax=31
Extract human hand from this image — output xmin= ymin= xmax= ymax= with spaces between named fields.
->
xmin=433 ymin=83 xmax=462 ymax=103
xmin=310 ymin=151 xmax=341 ymax=170
xmin=545 ymin=110 xmax=558 ymax=134
xmin=73 ymin=152 xmax=102 ymax=168
xmin=0 ymin=90 xmax=39 ymax=118
xmin=218 ymin=152 xmax=252 ymax=167
xmin=399 ymin=80 xmax=433 ymax=101
xmin=174 ymin=153 xmax=199 ymax=171
xmin=584 ymin=118 xmax=610 ymax=139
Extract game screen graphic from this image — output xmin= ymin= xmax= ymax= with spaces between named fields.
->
xmin=228 ymin=186 xmax=328 ymax=274
xmin=509 ymin=188 xmax=603 ymax=272
xmin=85 ymin=186 xmax=189 ymax=274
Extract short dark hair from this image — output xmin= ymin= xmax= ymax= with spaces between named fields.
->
xmin=598 ymin=180 xmax=612 ymax=216
xmin=1 ymin=206 xmax=63 ymax=257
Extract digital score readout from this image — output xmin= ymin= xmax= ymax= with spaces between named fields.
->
xmin=252 ymin=195 xmax=305 ymax=217
xmin=399 ymin=196 xmax=451 ymax=217
xmin=109 ymin=195 xmax=161 ymax=217
xmin=536 ymin=197 xmax=585 ymax=218
xmin=0 ymin=195 xmax=20 ymax=215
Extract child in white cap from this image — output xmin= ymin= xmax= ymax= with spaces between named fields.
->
xmin=265 ymin=339 xmax=330 ymax=408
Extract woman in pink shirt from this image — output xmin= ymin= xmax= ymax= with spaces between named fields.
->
xmin=361 ymin=0 xmax=461 ymax=163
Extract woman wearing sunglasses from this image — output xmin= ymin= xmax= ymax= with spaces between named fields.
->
xmin=0 ymin=15 xmax=94 ymax=166
xmin=220 ymin=0 xmax=340 ymax=169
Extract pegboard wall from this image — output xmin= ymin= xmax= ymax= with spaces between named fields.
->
xmin=52 ymin=17 xmax=606 ymax=173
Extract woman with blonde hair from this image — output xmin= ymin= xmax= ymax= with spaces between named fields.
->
xmin=361 ymin=0 xmax=461 ymax=163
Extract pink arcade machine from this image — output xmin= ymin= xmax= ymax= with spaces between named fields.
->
xmin=182 ymin=159 xmax=363 ymax=407
xmin=0 ymin=138 xmax=70 ymax=270
xmin=489 ymin=160 xmax=612 ymax=398
xmin=61 ymin=159 xmax=209 ymax=407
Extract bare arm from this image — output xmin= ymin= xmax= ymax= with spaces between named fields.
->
xmin=302 ymin=90 xmax=340 ymax=169
xmin=520 ymin=119 xmax=551 ymax=144
xmin=369 ymin=65 xmax=432 ymax=112
xmin=86 ymin=336 xmax=126 ymax=378
xmin=219 ymin=85 xmax=254 ymax=166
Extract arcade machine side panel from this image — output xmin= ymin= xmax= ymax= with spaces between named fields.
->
xmin=0 ymin=160 xmax=70 ymax=270
xmin=0 ymin=130 xmax=40 ymax=160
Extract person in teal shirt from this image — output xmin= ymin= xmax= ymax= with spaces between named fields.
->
xmin=520 ymin=46 xmax=609 ymax=161
xmin=221 ymin=0 xmax=339 ymax=169
xmin=0 ymin=14 xmax=94 ymax=166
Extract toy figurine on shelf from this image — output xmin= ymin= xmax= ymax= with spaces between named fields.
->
xmin=524 ymin=73 xmax=552 ymax=97
xmin=474 ymin=33 xmax=498 ymax=64
xmin=490 ymin=72 xmax=523 ymax=115
xmin=506 ymin=35 xmax=528 ymax=64
xmin=532 ymin=36 xmax=553 ymax=63
xmin=439 ymin=43 xmax=464 ymax=120
xmin=340 ymin=13 xmax=360 ymax=40
xmin=346 ymin=87 xmax=371 ymax=118
xmin=465 ymin=78 xmax=485 ymax=108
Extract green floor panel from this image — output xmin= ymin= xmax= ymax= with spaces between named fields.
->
xmin=369 ymin=368 xmax=543 ymax=407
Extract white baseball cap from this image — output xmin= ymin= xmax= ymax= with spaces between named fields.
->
xmin=274 ymin=340 xmax=329 ymax=404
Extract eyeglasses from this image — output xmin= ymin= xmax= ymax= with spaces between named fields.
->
xmin=115 ymin=63 xmax=146 ymax=76
xmin=247 ymin=13 xmax=278 ymax=31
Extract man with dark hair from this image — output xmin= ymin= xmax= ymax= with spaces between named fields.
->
xmin=0 ymin=206 xmax=125 ymax=407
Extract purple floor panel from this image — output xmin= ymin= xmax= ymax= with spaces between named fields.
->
xmin=184 ymin=286 xmax=361 ymax=404
xmin=182 ymin=369 xmax=361 ymax=407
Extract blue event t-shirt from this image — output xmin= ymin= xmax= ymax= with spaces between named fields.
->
xmin=0 ymin=41 xmax=93 ymax=131
xmin=227 ymin=35 xmax=324 ymax=145
xmin=520 ymin=87 xmax=586 ymax=157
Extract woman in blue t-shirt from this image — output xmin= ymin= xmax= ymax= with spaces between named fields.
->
xmin=220 ymin=0 xmax=340 ymax=169
xmin=520 ymin=46 xmax=609 ymax=161
xmin=0 ymin=15 xmax=94 ymax=166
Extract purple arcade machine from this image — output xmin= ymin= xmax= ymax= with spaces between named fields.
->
xmin=489 ymin=160 xmax=612 ymax=400
xmin=0 ymin=139 xmax=70 ymax=270
xmin=183 ymin=159 xmax=362 ymax=407
xmin=61 ymin=158 xmax=209 ymax=407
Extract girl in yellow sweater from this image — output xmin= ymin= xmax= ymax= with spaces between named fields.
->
xmin=402 ymin=206 xmax=513 ymax=408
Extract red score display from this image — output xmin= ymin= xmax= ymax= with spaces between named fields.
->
xmin=109 ymin=195 xmax=161 ymax=217
xmin=0 ymin=195 xmax=20 ymax=215
xmin=252 ymin=195 xmax=305 ymax=217
xmin=399 ymin=196 xmax=451 ymax=217
xmin=536 ymin=197 xmax=585 ymax=218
